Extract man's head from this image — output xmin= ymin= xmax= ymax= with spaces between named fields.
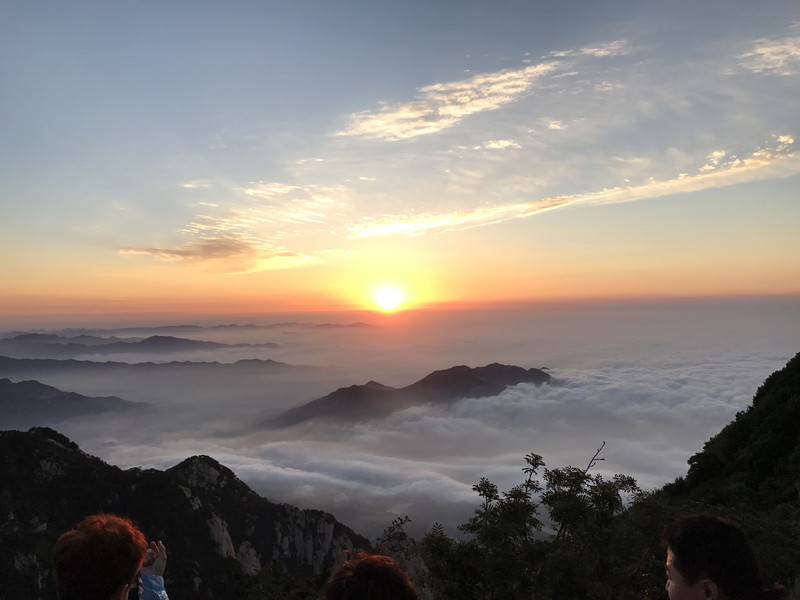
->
xmin=54 ymin=513 xmax=148 ymax=600
xmin=324 ymin=552 xmax=419 ymax=600
xmin=662 ymin=515 xmax=762 ymax=600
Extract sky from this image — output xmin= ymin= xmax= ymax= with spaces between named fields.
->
xmin=2 ymin=1 xmax=799 ymax=318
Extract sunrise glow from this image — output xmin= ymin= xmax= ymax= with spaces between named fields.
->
xmin=3 ymin=5 xmax=800 ymax=592
xmin=0 ymin=2 xmax=798 ymax=318
xmin=373 ymin=287 xmax=405 ymax=311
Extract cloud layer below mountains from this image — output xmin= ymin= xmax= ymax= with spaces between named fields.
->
xmin=27 ymin=298 xmax=796 ymax=538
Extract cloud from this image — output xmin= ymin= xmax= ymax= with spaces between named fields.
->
xmin=119 ymin=236 xmax=259 ymax=262
xmin=85 ymin=351 xmax=782 ymax=537
xmin=234 ymin=347 xmax=782 ymax=536
xmin=739 ymin=24 xmax=800 ymax=75
xmin=119 ymin=181 xmax=358 ymax=270
xmin=119 ymin=236 xmax=309 ymax=272
xmin=48 ymin=300 xmax=799 ymax=537
xmin=337 ymin=62 xmax=558 ymax=141
xmin=116 ymin=31 xmax=797 ymax=271
xmin=241 ymin=182 xmax=306 ymax=197
xmin=348 ymin=135 xmax=799 ymax=238
xmin=473 ymin=139 xmax=521 ymax=150
xmin=546 ymin=40 xmax=631 ymax=59
xmin=181 ymin=180 xmax=212 ymax=189
xmin=699 ymin=150 xmax=728 ymax=172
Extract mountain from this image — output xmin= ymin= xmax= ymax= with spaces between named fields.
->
xmin=661 ymin=351 xmax=800 ymax=508
xmin=0 ymin=334 xmax=278 ymax=359
xmin=0 ymin=427 xmax=370 ymax=600
xmin=628 ymin=351 xmax=800 ymax=596
xmin=0 ymin=378 xmax=143 ymax=429
xmin=409 ymin=352 xmax=800 ymax=600
xmin=0 ymin=355 xmax=298 ymax=377
xmin=0 ymin=355 xmax=328 ymax=407
xmin=264 ymin=363 xmax=551 ymax=428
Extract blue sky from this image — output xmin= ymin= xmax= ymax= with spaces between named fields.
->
xmin=2 ymin=1 xmax=799 ymax=314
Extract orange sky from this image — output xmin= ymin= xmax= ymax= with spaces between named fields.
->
xmin=2 ymin=4 xmax=800 ymax=320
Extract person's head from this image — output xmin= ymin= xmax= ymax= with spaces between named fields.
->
xmin=661 ymin=515 xmax=762 ymax=600
xmin=54 ymin=513 xmax=148 ymax=600
xmin=324 ymin=552 xmax=419 ymax=600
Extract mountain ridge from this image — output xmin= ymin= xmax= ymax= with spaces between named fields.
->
xmin=263 ymin=362 xmax=551 ymax=429
xmin=0 ymin=334 xmax=279 ymax=359
xmin=0 ymin=378 xmax=143 ymax=429
xmin=0 ymin=427 xmax=370 ymax=600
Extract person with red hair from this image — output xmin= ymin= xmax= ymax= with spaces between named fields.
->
xmin=53 ymin=513 xmax=168 ymax=600
xmin=324 ymin=552 xmax=419 ymax=600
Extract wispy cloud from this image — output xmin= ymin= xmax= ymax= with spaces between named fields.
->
xmin=119 ymin=238 xmax=310 ymax=272
xmin=472 ymin=139 xmax=521 ymax=150
xmin=739 ymin=23 xmax=800 ymax=75
xmin=337 ymin=62 xmax=558 ymax=141
xmin=119 ymin=182 xmax=352 ymax=270
xmin=181 ymin=180 xmax=212 ymax=189
xmin=120 ymin=236 xmax=260 ymax=262
xmin=348 ymin=135 xmax=799 ymax=237
xmin=546 ymin=39 xmax=631 ymax=59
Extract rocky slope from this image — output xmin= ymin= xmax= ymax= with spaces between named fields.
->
xmin=0 ymin=427 xmax=370 ymax=600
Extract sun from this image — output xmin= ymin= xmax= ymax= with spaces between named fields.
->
xmin=373 ymin=286 xmax=405 ymax=311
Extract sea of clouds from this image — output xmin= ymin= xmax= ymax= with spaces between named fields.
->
xmin=7 ymin=297 xmax=799 ymax=539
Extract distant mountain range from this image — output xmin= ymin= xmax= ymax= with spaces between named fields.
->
xmin=0 ymin=427 xmax=370 ymax=600
xmin=0 ymin=378 xmax=143 ymax=429
xmin=2 ymin=321 xmax=374 ymax=338
xmin=0 ymin=355 xmax=328 ymax=407
xmin=263 ymin=363 xmax=551 ymax=428
xmin=0 ymin=355 xmax=298 ymax=377
xmin=0 ymin=333 xmax=278 ymax=359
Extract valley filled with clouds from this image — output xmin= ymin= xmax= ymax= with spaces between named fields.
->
xmin=2 ymin=297 xmax=797 ymax=538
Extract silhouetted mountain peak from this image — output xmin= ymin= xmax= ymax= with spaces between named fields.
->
xmin=263 ymin=363 xmax=551 ymax=429
xmin=404 ymin=365 xmax=507 ymax=399
xmin=27 ymin=426 xmax=83 ymax=452
xmin=0 ymin=378 xmax=142 ymax=430
xmin=168 ymin=454 xmax=241 ymax=490
xmin=0 ymin=429 xmax=371 ymax=598
xmin=365 ymin=380 xmax=393 ymax=390
xmin=331 ymin=382 xmax=395 ymax=399
xmin=473 ymin=362 xmax=551 ymax=386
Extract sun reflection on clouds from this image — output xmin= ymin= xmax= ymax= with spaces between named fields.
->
xmin=119 ymin=132 xmax=799 ymax=274
xmin=348 ymin=136 xmax=800 ymax=238
xmin=112 ymin=23 xmax=799 ymax=288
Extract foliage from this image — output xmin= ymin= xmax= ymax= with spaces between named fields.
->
xmin=378 ymin=515 xmax=413 ymax=546
xmin=421 ymin=445 xmax=644 ymax=600
xmin=420 ymin=353 xmax=800 ymax=600
xmin=234 ymin=563 xmax=322 ymax=600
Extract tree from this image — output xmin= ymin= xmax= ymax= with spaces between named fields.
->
xmin=420 ymin=445 xmax=641 ymax=600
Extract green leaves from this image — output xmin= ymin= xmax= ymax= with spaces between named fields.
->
xmin=422 ymin=445 xmax=640 ymax=600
